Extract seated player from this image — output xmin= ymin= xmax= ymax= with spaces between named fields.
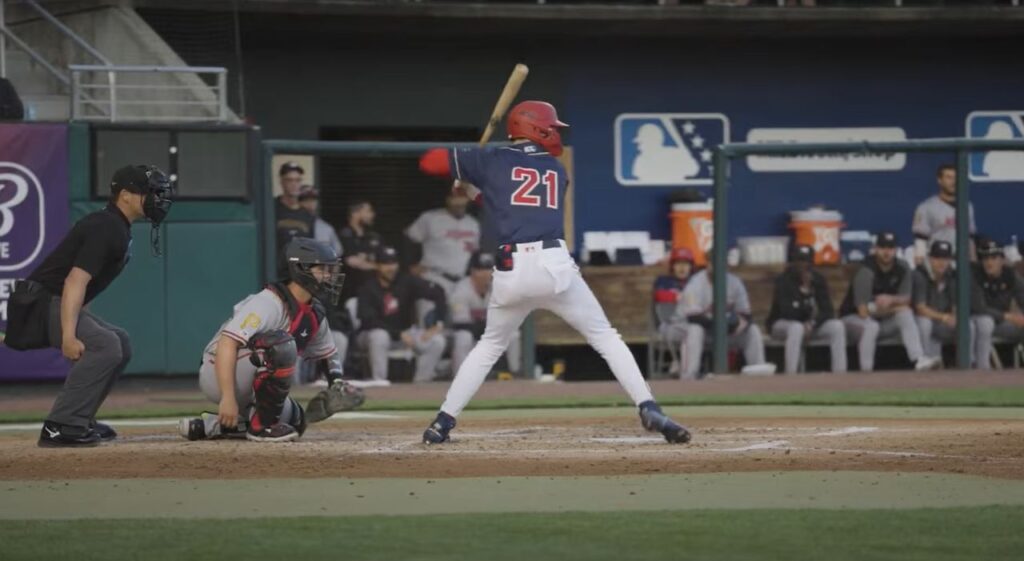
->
xmin=767 ymin=245 xmax=846 ymax=374
xmin=451 ymin=251 xmax=521 ymax=376
xmin=973 ymin=239 xmax=1024 ymax=369
xmin=679 ymin=249 xmax=768 ymax=378
xmin=178 ymin=238 xmax=365 ymax=442
xmin=840 ymin=232 xmax=939 ymax=372
xmin=357 ymin=245 xmax=448 ymax=383
xmin=912 ymin=240 xmax=984 ymax=367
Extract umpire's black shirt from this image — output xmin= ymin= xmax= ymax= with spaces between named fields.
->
xmin=29 ymin=204 xmax=132 ymax=304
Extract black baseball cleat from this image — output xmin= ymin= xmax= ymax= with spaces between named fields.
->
xmin=246 ymin=422 xmax=299 ymax=443
xmin=91 ymin=421 xmax=117 ymax=442
xmin=422 ymin=411 xmax=456 ymax=444
xmin=37 ymin=421 xmax=101 ymax=448
xmin=638 ymin=401 xmax=692 ymax=444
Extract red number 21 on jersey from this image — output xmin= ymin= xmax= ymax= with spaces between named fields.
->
xmin=510 ymin=167 xmax=558 ymax=209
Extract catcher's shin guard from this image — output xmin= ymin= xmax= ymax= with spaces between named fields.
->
xmin=248 ymin=330 xmax=298 ymax=432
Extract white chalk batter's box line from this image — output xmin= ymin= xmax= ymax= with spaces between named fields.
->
xmin=0 ymin=412 xmax=408 ymax=433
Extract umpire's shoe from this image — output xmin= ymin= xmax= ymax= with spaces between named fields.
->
xmin=638 ymin=401 xmax=692 ymax=444
xmin=91 ymin=421 xmax=118 ymax=442
xmin=422 ymin=411 xmax=456 ymax=444
xmin=38 ymin=421 xmax=101 ymax=448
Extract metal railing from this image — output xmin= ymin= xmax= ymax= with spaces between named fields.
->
xmin=70 ymin=65 xmax=229 ymax=123
xmin=710 ymin=137 xmax=1024 ymax=373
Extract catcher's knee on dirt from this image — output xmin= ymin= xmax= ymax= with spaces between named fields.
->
xmin=248 ymin=330 xmax=298 ymax=430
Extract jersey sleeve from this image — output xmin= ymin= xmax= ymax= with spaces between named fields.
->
xmin=405 ymin=212 xmax=429 ymax=243
xmin=220 ymin=292 xmax=284 ymax=346
xmin=449 ymin=147 xmax=490 ymax=186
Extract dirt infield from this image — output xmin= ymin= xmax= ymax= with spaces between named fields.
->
xmin=2 ymin=373 xmax=1023 ymax=484
xmin=1 ymin=409 xmax=1022 ymax=481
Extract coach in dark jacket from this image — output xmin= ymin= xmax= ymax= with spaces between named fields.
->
xmin=767 ymin=245 xmax=846 ymax=374
xmin=357 ymin=246 xmax=447 ymax=383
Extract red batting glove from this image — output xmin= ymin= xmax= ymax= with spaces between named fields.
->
xmin=419 ymin=148 xmax=451 ymax=177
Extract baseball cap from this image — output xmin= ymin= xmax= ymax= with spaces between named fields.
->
xmin=669 ymin=247 xmax=695 ymax=263
xmin=376 ymin=245 xmax=399 ymax=264
xmin=111 ymin=165 xmax=158 ymax=194
xmin=279 ymin=161 xmax=305 ymax=176
xmin=977 ymin=238 xmax=1004 ymax=259
xmin=929 ymin=240 xmax=953 ymax=259
xmin=875 ymin=232 xmax=898 ymax=248
xmin=468 ymin=251 xmax=495 ymax=270
xmin=297 ymin=184 xmax=319 ymax=201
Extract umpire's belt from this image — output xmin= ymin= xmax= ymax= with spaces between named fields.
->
xmin=501 ymin=239 xmax=564 ymax=253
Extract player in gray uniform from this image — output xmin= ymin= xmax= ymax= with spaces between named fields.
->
xmin=840 ymin=232 xmax=940 ymax=372
xmin=450 ymin=252 xmax=521 ymax=376
xmin=973 ymin=239 xmax=1024 ymax=370
xmin=179 ymin=239 xmax=364 ymax=442
xmin=912 ymin=163 xmax=976 ymax=265
xmin=911 ymin=240 xmax=989 ymax=367
xmin=406 ymin=190 xmax=480 ymax=295
xmin=679 ymin=255 xmax=767 ymax=378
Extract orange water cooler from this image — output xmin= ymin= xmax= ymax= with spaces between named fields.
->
xmin=670 ymin=201 xmax=713 ymax=267
xmin=789 ymin=208 xmax=844 ymax=265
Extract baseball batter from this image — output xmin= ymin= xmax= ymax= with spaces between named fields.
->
xmin=179 ymin=238 xmax=364 ymax=442
xmin=417 ymin=100 xmax=690 ymax=444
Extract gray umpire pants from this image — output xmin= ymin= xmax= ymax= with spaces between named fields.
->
xmin=973 ymin=316 xmax=1024 ymax=371
xmin=842 ymin=309 xmax=923 ymax=372
xmin=770 ymin=319 xmax=847 ymax=374
xmin=681 ymin=323 xmax=765 ymax=379
xmin=359 ymin=328 xmax=446 ymax=382
xmin=45 ymin=297 xmax=132 ymax=428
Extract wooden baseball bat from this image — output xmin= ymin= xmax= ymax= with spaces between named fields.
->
xmin=478 ymin=63 xmax=529 ymax=146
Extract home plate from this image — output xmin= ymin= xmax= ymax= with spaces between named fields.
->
xmin=714 ymin=440 xmax=790 ymax=452
xmin=589 ymin=436 xmax=666 ymax=444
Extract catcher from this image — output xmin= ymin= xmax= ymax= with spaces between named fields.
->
xmin=179 ymin=238 xmax=364 ymax=442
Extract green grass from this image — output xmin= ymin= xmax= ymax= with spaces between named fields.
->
xmin=2 ymin=507 xmax=1023 ymax=561
xmin=3 ymin=386 xmax=1024 ymax=424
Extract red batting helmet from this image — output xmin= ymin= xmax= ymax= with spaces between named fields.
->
xmin=506 ymin=101 xmax=569 ymax=156
xmin=670 ymin=247 xmax=695 ymax=264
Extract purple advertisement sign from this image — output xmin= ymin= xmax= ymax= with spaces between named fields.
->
xmin=0 ymin=124 xmax=70 ymax=381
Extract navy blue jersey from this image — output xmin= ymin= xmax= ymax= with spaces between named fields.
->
xmin=448 ymin=142 xmax=568 ymax=244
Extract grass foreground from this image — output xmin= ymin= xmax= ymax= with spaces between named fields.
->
xmin=2 ymin=506 xmax=1022 ymax=561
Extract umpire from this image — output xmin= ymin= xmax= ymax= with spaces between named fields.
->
xmin=4 ymin=165 xmax=173 ymax=447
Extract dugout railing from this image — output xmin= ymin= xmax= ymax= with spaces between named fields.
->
xmin=710 ymin=137 xmax=1024 ymax=373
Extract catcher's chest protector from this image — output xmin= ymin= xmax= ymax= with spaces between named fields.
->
xmin=267 ymin=282 xmax=325 ymax=354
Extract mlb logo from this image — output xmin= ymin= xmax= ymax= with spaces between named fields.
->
xmin=615 ymin=113 xmax=730 ymax=186
xmin=966 ymin=111 xmax=1024 ymax=182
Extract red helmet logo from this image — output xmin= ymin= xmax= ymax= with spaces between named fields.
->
xmin=506 ymin=101 xmax=569 ymax=156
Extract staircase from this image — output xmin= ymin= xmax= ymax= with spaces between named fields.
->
xmin=0 ymin=0 xmax=236 ymax=123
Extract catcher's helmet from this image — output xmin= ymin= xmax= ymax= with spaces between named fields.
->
xmin=506 ymin=100 xmax=569 ymax=157
xmin=285 ymin=238 xmax=345 ymax=306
